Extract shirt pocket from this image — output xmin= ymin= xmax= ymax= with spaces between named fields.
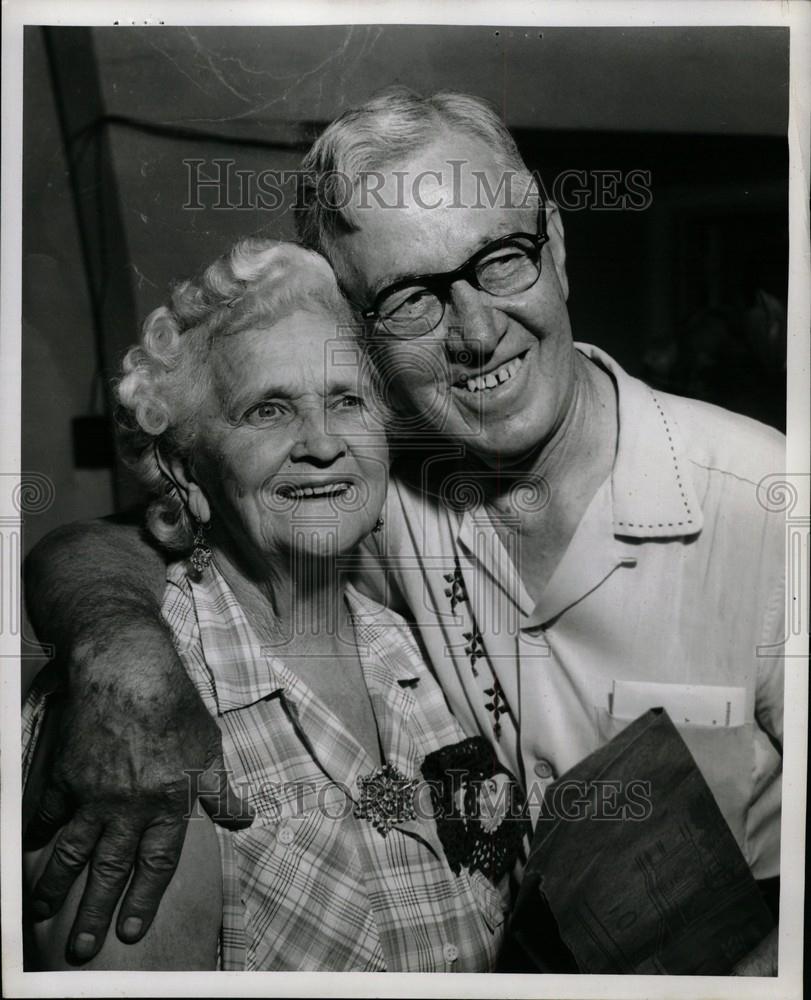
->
xmin=246 ymin=771 xmax=349 ymax=823
xmin=592 ymin=686 xmax=754 ymax=855
xmin=231 ymin=811 xmax=315 ymax=895
xmin=233 ymin=782 xmax=353 ymax=876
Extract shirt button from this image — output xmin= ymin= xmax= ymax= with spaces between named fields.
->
xmin=277 ymin=824 xmax=295 ymax=845
xmin=534 ymin=759 xmax=555 ymax=780
xmin=442 ymin=943 xmax=459 ymax=963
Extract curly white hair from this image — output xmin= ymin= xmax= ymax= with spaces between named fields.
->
xmin=116 ymin=238 xmax=356 ymax=551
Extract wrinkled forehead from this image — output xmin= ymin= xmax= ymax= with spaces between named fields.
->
xmin=331 ymin=136 xmax=537 ymax=299
xmin=361 ymin=128 xmax=529 ymax=204
xmin=209 ymin=309 xmax=365 ymax=395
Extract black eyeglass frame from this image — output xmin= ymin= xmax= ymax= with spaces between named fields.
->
xmin=361 ymin=199 xmax=549 ymax=338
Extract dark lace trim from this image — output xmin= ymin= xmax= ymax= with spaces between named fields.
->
xmin=422 ymin=736 xmax=530 ymax=882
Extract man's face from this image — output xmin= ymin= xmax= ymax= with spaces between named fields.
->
xmin=333 ymin=131 xmax=576 ymax=466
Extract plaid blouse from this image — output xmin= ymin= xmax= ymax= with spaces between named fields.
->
xmin=158 ymin=560 xmax=508 ymax=971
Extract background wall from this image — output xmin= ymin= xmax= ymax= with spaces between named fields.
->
xmin=21 ymin=24 xmax=789 ymax=682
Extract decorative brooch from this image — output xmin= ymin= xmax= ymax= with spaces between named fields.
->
xmin=422 ymin=736 xmax=530 ymax=881
xmin=354 ymin=762 xmax=418 ymax=836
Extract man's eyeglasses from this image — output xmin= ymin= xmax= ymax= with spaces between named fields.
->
xmin=361 ymin=200 xmax=548 ymax=340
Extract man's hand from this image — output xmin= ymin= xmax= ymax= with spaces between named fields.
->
xmin=730 ymin=927 xmax=778 ymax=976
xmin=24 ymin=628 xmax=253 ymax=964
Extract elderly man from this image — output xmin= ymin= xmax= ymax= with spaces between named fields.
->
xmin=24 ymin=89 xmax=784 ymax=972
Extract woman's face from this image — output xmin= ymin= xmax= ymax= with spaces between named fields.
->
xmin=189 ymin=308 xmax=389 ymax=568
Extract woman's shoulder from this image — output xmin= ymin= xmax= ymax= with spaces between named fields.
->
xmin=156 ymin=562 xmax=195 ymax=650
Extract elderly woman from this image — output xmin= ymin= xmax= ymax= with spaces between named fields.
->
xmin=23 ymin=239 xmax=524 ymax=971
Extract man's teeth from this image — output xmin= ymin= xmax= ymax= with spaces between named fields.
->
xmin=460 ymin=355 xmax=524 ymax=393
xmin=282 ymin=482 xmax=352 ymax=498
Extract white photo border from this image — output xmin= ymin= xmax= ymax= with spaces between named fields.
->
xmin=2 ymin=1 xmax=808 ymax=998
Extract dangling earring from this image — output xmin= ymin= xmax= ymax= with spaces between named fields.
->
xmin=190 ymin=517 xmax=212 ymax=574
xmin=373 ymin=517 xmax=384 ymax=534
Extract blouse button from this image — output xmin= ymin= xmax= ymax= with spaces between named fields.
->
xmin=534 ymin=759 xmax=555 ymax=780
xmin=277 ymin=824 xmax=295 ymax=845
xmin=443 ymin=942 xmax=459 ymax=963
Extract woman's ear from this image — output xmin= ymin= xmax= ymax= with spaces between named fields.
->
xmin=155 ymin=443 xmax=211 ymax=525
xmin=545 ymin=201 xmax=569 ymax=302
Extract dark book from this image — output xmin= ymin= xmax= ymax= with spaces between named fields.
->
xmin=507 ymin=708 xmax=775 ymax=975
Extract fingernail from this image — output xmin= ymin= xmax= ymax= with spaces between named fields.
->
xmin=31 ymin=899 xmax=51 ymax=920
xmin=73 ymin=932 xmax=96 ymax=959
xmin=121 ymin=916 xmax=143 ymax=939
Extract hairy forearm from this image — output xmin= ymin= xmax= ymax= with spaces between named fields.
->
xmin=23 ymin=516 xmax=200 ymax=741
xmin=24 ymin=516 xmax=169 ymax=655
xmin=731 ymin=926 xmax=778 ymax=976
xmin=22 ymin=515 xmax=246 ymax=962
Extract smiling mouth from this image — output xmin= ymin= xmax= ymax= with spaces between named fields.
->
xmin=453 ymin=351 xmax=528 ymax=393
xmin=277 ymin=481 xmax=354 ymax=500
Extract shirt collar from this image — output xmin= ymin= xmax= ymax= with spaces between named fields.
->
xmin=167 ymin=564 xmax=426 ymax=816
xmin=166 ymin=560 xmax=289 ymax=714
xmin=575 ymin=343 xmax=703 ymax=539
xmin=344 ymin=584 xmax=426 ymax=787
xmin=165 ymin=563 xmax=420 ymax=715
xmin=456 ymin=343 xmax=703 ymax=549
xmin=450 ymin=344 xmax=704 ymax=624
xmin=344 ymin=583 xmax=423 ymax=686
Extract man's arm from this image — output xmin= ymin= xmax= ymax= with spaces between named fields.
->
xmin=23 ymin=516 xmax=251 ymax=964
xmin=24 ymin=513 xmax=168 ymax=648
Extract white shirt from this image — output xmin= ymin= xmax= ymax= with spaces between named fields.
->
xmin=362 ymin=344 xmax=785 ymax=879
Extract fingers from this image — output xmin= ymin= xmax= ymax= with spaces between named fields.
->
xmin=23 ymin=781 xmax=73 ymax=851
xmin=116 ymin=818 xmax=188 ymax=944
xmin=30 ymin=813 xmax=102 ymax=921
xmin=66 ymin=823 xmax=142 ymax=962
xmin=197 ymin=758 xmax=254 ymax=830
xmin=730 ymin=928 xmax=778 ymax=976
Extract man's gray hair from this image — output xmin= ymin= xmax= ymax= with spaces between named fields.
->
xmin=296 ymin=87 xmax=532 ymax=260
